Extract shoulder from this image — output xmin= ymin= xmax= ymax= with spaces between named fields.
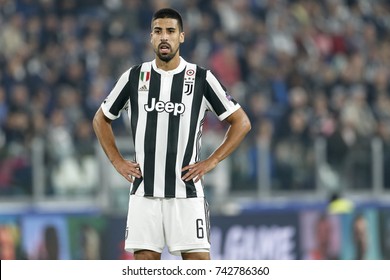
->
xmin=130 ymin=62 xmax=147 ymax=73
xmin=187 ymin=62 xmax=207 ymax=73
xmin=120 ymin=61 xmax=151 ymax=80
xmin=185 ymin=62 xmax=209 ymax=78
xmin=128 ymin=61 xmax=152 ymax=72
xmin=189 ymin=63 xmax=215 ymax=79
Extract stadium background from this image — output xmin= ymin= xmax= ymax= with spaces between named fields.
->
xmin=0 ymin=0 xmax=390 ymax=259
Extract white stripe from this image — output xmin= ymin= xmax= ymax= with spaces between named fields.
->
xmin=175 ymin=63 xmax=197 ymax=197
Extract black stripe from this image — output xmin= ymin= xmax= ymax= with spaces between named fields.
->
xmin=204 ymin=72 xmax=228 ymax=116
xmin=109 ymin=73 xmax=132 ymax=117
xmin=164 ymin=70 xmax=185 ymax=197
xmin=128 ymin=65 xmax=142 ymax=194
xmin=129 ymin=65 xmax=141 ymax=147
xmin=143 ymin=68 xmax=161 ymax=196
xmin=182 ymin=66 xmax=207 ymax=198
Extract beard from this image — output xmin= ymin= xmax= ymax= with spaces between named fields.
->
xmin=155 ymin=45 xmax=179 ymax=62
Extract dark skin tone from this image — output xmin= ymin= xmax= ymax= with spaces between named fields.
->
xmin=93 ymin=17 xmax=251 ymax=260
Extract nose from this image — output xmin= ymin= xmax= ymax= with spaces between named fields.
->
xmin=160 ymin=31 xmax=168 ymax=41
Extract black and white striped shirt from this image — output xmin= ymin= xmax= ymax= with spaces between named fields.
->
xmin=101 ymin=57 xmax=240 ymax=198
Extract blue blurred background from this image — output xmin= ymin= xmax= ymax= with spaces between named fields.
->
xmin=0 ymin=0 xmax=390 ymax=260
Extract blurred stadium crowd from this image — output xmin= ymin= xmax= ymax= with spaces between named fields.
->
xmin=0 ymin=0 xmax=389 ymax=198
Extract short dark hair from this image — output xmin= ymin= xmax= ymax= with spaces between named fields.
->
xmin=152 ymin=8 xmax=183 ymax=32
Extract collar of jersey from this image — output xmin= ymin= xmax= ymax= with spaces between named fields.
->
xmin=152 ymin=56 xmax=186 ymax=75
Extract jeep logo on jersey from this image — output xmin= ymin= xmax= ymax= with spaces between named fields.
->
xmin=145 ymin=98 xmax=185 ymax=116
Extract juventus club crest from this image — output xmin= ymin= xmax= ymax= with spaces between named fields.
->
xmin=184 ymin=69 xmax=195 ymax=95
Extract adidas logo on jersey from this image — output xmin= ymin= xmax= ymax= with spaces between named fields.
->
xmin=145 ymin=98 xmax=185 ymax=116
xmin=139 ymin=85 xmax=148 ymax=91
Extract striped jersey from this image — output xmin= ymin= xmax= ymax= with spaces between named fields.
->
xmin=101 ymin=57 xmax=240 ymax=198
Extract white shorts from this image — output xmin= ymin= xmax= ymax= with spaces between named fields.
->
xmin=124 ymin=195 xmax=211 ymax=256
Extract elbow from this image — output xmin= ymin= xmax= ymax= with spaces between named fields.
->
xmin=246 ymin=120 xmax=252 ymax=134
xmin=92 ymin=112 xmax=100 ymax=133
xmin=243 ymin=116 xmax=252 ymax=135
xmin=92 ymin=108 xmax=109 ymax=133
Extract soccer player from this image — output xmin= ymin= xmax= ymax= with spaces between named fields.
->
xmin=93 ymin=8 xmax=251 ymax=260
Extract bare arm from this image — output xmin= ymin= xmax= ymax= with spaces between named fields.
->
xmin=92 ymin=108 xmax=141 ymax=183
xmin=181 ymin=107 xmax=251 ymax=183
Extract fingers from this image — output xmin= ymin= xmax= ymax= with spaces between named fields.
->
xmin=118 ymin=161 xmax=142 ymax=183
xmin=182 ymin=158 xmax=219 ymax=183
xmin=130 ymin=162 xmax=142 ymax=178
xmin=181 ymin=163 xmax=203 ymax=183
xmin=127 ymin=175 xmax=134 ymax=183
xmin=182 ymin=171 xmax=202 ymax=183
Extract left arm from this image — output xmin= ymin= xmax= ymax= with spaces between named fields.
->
xmin=182 ymin=107 xmax=251 ymax=182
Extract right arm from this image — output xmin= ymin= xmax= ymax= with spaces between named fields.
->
xmin=92 ymin=108 xmax=141 ymax=183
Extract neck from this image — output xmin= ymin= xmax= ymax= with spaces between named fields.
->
xmin=155 ymin=55 xmax=181 ymax=71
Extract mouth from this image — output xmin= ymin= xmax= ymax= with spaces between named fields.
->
xmin=159 ymin=43 xmax=171 ymax=54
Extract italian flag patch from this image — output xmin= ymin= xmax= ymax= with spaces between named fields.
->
xmin=140 ymin=71 xmax=150 ymax=82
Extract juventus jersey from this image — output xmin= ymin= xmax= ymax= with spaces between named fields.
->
xmin=101 ymin=57 xmax=240 ymax=198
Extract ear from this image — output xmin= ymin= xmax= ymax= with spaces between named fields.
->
xmin=180 ymin=32 xmax=185 ymax=43
xmin=150 ymin=32 xmax=153 ymax=43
